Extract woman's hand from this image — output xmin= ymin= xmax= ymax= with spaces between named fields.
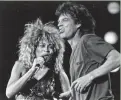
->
xmin=59 ymin=90 xmax=73 ymax=100
xmin=59 ymin=91 xmax=71 ymax=99
xmin=30 ymin=57 xmax=49 ymax=80
xmin=33 ymin=66 xmax=49 ymax=80
xmin=31 ymin=57 xmax=45 ymax=71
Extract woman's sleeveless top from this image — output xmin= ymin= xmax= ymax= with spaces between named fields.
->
xmin=15 ymin=70 xmax=61 ymax=100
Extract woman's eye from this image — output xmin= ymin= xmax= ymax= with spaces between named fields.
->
xmin=49 ymin=45 xmax=53 ymax=49
xmin=39 ymin=44 xmax=45 ymax=47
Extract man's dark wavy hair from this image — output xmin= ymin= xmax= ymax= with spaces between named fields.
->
xmin=55 ymin=2 xmax=96 ymax=34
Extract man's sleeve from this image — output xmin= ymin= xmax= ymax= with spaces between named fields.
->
xmin=86 ymin=35 xmax=114 ymax=64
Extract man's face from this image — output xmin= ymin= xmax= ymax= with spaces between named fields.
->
xmin=58 ymin=14 xmax=79 ymax=39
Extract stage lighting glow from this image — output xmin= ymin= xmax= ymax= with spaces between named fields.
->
xmin=104 ymin=31 xmax=118 ymax=44
xmin=107 ymin=2 xmax=120 ymax=14
xmin=111 ymin=67 xmax=119 ymax=73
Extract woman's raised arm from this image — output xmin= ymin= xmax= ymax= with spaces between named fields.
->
xmin=6 ymin=61 xmax=36 ymax=98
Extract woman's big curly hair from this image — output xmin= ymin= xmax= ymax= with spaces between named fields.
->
xmin=18 ymin=18 xmax=65 ymax=73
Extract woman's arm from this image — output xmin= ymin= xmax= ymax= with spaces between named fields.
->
xmin=59 ymin=67 xmax=70 ymax=92
xmin=33 ymin=66 xmax=49 ymax=80
xmin=6 ymin=61 xmax=36 ymax=98
xmin=58 ymin=67 xmax=72 ymax=99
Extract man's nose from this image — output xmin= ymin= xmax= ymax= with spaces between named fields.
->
xmin=58 ymin=21 xmax=62 ymax=27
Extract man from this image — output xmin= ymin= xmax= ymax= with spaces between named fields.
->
xmin=55 ymin=2 xmax=120 ymax=100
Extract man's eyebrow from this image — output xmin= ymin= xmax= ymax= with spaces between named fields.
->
xmin=58 ymin=19 xmax=60 ymax=23
xmin=58 ymin=17 xmax=66 ymax=23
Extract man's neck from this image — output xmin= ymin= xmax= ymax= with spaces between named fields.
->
xmin=68 ymin=30 xmax=82 ymax=50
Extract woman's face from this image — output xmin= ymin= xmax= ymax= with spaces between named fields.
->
xmin=35 ymin=39 xmax=55 ymax=62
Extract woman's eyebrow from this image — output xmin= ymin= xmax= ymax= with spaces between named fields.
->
xmin=49 ymin=43 xmax=53 ymax=46
xmin=39 ymin=42 xmax=45 ymax=45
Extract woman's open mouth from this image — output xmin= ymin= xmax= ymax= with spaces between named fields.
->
xmin=43 ymin=55 xmax=52 ymax=62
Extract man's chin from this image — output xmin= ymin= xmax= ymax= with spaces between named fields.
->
xmin=60 ymin=33 xmax=66 ymax=39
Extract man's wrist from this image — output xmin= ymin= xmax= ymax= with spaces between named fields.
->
xmin=88 ymin=73 xmax=95 ymax=81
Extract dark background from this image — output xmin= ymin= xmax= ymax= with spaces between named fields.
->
xmin=0 ymin=1 xmax=120 ymax=100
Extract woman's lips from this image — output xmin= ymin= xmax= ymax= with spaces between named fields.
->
xmin=43 ymin=54 xmax=51 ymax=61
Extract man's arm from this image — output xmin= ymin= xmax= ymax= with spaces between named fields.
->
xmin=89 ymin=49 xmax=120 ymax=79
xmin=71 ymin=49 xmax=120 ymax=93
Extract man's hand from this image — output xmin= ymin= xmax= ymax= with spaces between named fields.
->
xmin=71 ymin=74 xmax=94 ymax=93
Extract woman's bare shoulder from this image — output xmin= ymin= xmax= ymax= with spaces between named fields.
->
xmin=12 ymin=60 xmax=26 ymax=73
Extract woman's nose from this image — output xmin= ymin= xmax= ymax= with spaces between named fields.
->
xmin=44 ymin=46 xmax=49 ymax=52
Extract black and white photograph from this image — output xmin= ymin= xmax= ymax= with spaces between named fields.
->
xmin=0 ymin=1 xmax=120 ymax=100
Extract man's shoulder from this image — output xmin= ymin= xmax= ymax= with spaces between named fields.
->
xmin=82 ymin=34 xmax=103 ymax=42
xmin=81 ymin=34 xmax=96 ymax=42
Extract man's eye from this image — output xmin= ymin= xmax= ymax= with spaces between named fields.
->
xmin=63 ymin=18 xmax=68 ymax=21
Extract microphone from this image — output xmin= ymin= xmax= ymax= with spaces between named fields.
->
xmin=35 ymin=57 xmax=45 ymax=69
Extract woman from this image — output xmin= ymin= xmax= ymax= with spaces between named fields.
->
xmin=6 ymin=18 xmax=70 ymax=100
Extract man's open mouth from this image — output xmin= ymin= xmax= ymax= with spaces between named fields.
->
xmin=59 ymin=28 xmax=64 ymax=34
